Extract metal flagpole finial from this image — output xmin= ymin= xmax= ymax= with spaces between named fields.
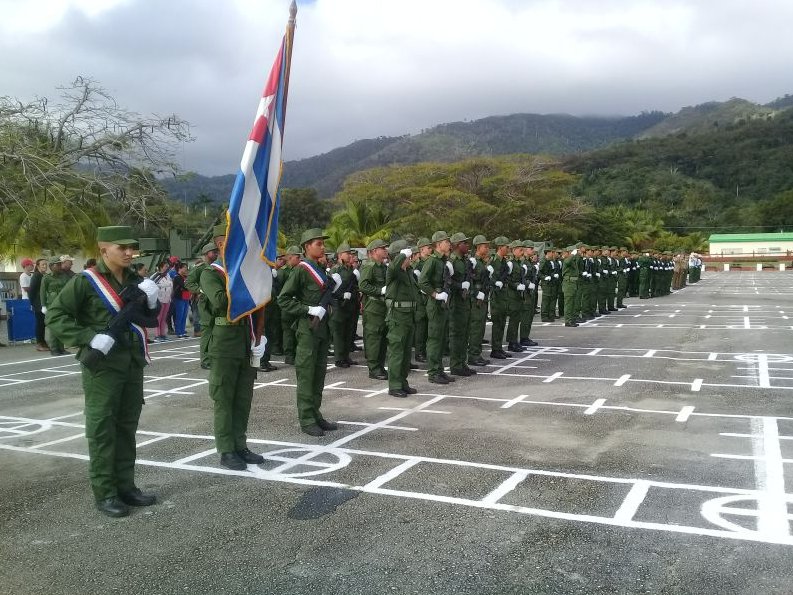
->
xmin=289 ymin=0 xmax=297 ymax=22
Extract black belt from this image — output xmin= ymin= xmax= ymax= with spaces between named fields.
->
xmin=387 ymin=300 xmax=416 ymax=308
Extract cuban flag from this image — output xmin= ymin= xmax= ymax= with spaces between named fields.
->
xmin=223 ymin=35 xmax=290 ymax=321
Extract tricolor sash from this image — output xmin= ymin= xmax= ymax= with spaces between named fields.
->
xmin=82 ymin=267 xmax=150 ymax=363
xmin=298 ymin=259 xmax=327 ymax=288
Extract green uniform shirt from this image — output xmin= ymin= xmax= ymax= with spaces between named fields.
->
xmin=277 ymin=259 xmax=327 ymax=314
xmin=385 ymin=253 xmax=419 ymax=306
xmin=40 ymin=271 xmax=70 ymax=308
xmin=330 ymin=263 xmax=357 ymax=311
xmin=417 ymin=252 xmax=448 ymax=298
xmin=359 ymin=260 xmax=388 ymax=316
xmin=199 ymin=265 xmax=251 ymax=359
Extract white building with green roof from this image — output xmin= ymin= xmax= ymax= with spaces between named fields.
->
xmin=708 ymin=232 xmax=793 ymax=256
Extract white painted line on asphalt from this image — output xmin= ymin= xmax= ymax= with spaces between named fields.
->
xmin=46 ymin=412 xmax=83 ymax=421
xmin=613 ymin=480 xmax=650 ymax=522
xmin=708 ymin=353 xmax=718 ymax=360
xmin=136 ymin=435 xmax=171 ymax=448
xmin=378 ymin=407 xmax=450 ymax=415
xmin=324 ymin=381 xmax=346 ymax=389
xmin=173 ymin=448 xmax=216 ymax=465
xmin=587 ymin=348 xmax=602 ymax=355
xmin=614 ymin=374 xmax=631 ymax=387
xmin=691 ymin=379 xmax=703 ymax=392
xmin=543 ymin=372 xmax=564 ymax=383
xmin=362 ymin=458 xmax=421 ymax=490
xmin=338 ymin=421 xmax=418 ymax=432
xmin=743 ymin=305 xmax=749 ymax=312
xmin=501 ymin=394 xmax=529 ymax=409
xmin=584 ymin=398 xmax=606 ymax=415
xmin=29 ymin=432 xmax=84 ymax=449
xmin=676 ymin=406 xmax=695 ymax=422
xmin=481 ymin=471 xmax=530 ymax=505
xmin=363 ymin=388 xmax=390 ymax=399
xmin=757 ymin=354 xmax=771 ymax=389
xmin=643 ymin=350 xmax=656 ymax=357
xmin=744 ymin=317 xmax=751 ymax=329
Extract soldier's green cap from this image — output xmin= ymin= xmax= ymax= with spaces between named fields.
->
xmin=96 ymin=225 xmax=137 ymax=246
xmin=416 ymin=237 xmax=432 ymax=249
xmin=600 ymin=245 xmax=609 ymax=250
xmin=493 ymin=236 xmax=510 ymax=247
xmin=366 ymin=238 xmax=388 ymax=251
xmin=300 ymin=228 xmax=329 ymax=246
xmin=609 ymin=246 xmax=617 ymax=251
xmin=431 ymin=231 xmax=450 ymax=243
xmin=450 ymin=232 xmax=470 ymax=244
xmin=286 ymin=245 xmax=302 ymax=256
xmin=388 ymin=239 xmax=409 ymax=255
xmin=544 ymin=245 xmax=555 ymax=253
xmin=509 ymin=240 xmax=523 ymax=249
xmin=201 ymin=242 xmax=217 ymax=254
xmin=410 ymin=245 xmax=418 ymax=253
xmin=522 ymin=240 xmax=535 ymax=248
xmin=472 ymin=234 xmax=490 ymax=246
xmin=336 ymin=242 xmax=353 ymax=254
xmin=212 ymin=224 xmax=227 ymax=238
xmin=48 ymin=256 xmax=62 ymax=266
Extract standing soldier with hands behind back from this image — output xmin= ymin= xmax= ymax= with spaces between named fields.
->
xmin=46 ymin=226 xmax=161 ymax=517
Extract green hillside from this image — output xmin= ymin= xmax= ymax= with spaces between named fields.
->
xmin=637 ymin=98 xmax=778 ymax=139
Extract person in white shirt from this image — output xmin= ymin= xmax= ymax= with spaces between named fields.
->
xmin=19 ymin=258 xmax=34 ymax=299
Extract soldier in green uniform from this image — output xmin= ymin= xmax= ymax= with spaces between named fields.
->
xmin=539 ymin=246 xmax=558 ymax=322
xmin=277 ymin=229 xmax=341 ymax=437
xmin=412 ymin=238 xmax=432 ymax=363
xmin=418 ymin=231 xmax=455 ymax=384
xmin=616 ymin=247 xmax=629 ymax=309
xmin=554 ymin=249 xmax=564 ymax=319
xmin=505 ymin=240 xmax=526 ymax=353
xmin=448 ymin=232 xmax=476 ymax=376
xmin=638 ymin=251 xmax=651 ymax=298
xmin=519 ymin=241 xmax=538 ymax=346
xmin=199 ymin=235 xmax=266 ymax=469
xmin=359 ymin=239 xmax=389 ymax=380
xmin=186 ymin=238 xmax=220 ymax=369
xmin=280 ymin=246 xmax=302 ymax=365
xmin=329 ymin=242 xmax=358 ymax=368
xmin=581 ymin=246 xmax=596 ymax=319
xmin=259 ymin=254 xmax=283 ymax=373
xmin=46 ymin=226 xmax=160 ymax=517
xmin=467 ymin=235 xmax=491 ymax=367
xmin=41 ymin=257 xmax=70 ymax=355
xmin=385 ymin=239 xmax=420 ymax=397
xmin=561 ymin=246 xmax=581 ymax=327
xmin=488 ymin=236 xmax=511 ymax=360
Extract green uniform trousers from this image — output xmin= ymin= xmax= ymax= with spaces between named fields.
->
xmin=540 ymin=283 xmax=556 ymax=320
xmin=606 ymin=277 xmax=616 ymax=309
xmin=597 ymin=279 xmax=609 ymax=312
xmin=387 ymin=308 xmax=415 ymax=390
xmin=282 ymin=313 xmax=297 ymax=361
xmin=617 ymin=276 xmax=627 ymax=307
xmin=489 ymin=295 xmax=508 ymax=352
xmin=265 ymin=300 xmax=282 ymax=354
xmin=467 ymin=298 xmax=488 ymax=360
xmin=294 ymin=319 xmax=330 ymax=427
xmin=520 ymin=294 xmax=535 ymax=339
xmin=505 ymin=298 xmax=522 ymax=343
xmin=583 ymin=283 xmax=596 ymax=316
xmin=556 ymin=289 xmax=564 ymax=317
xmin=363 ymin=311 xmax=388 ymax=374
xmin=208 ymin=355 xmax=256 ymax=453
xmin=198 ymin=297 xmax=213 ymax=367
xmin=425 ymin=300 xmax=449 ymax=376
xmin=449 ymin=296 xmax=471 ymax=370
xmin=82 ymin=359 xmax=144 ymax=501
xmin=562 ymin=280 xmax=580 ymax=324
xmin=639 ymin=270 xmax=650 ymax=298
xmin=330 ymin=305 xmax=355 ymax=363
xmin=414 ymin=297 xmax=428 ymax=358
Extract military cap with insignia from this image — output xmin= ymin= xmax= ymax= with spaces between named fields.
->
xmin=472 ymin=234 xmax=490 ymax=246
xmin=416 ymin=237 xmax=432 ymax=249
xmin=212 ymin=223 xmax=227 ymax=238
xmin=522 ymin=240 xmax=534 ymax=248
xmin=493 ymin=236 xmax=510 ymax=247
xmin=449 ymin=232 xmax=470 ymax=244
xmin=286 ymin=245 xmax=302 ymax=256
xmin=96 ymin=225 xmax=138 ymax=246
xmin=300 ymin=228 xmax=329 ymax=246
xmin=201 ymin=242 xmax=218 ymax=255
xmin=508 ymin=240 xmax=523 ymax=249
xmin=431 ymin=231 xmax=450 ymax=243
xmin=388 ymin=239 xmax=409 ymax=255
xmin=336 ymin=241 xmax=353 ymax=255
xmin=366 ymin=238 xmax=388 ymax=251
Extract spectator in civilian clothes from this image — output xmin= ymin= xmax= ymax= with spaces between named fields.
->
xmin=150 ymin=261 xmax=173 ymax=342
xmin=28 ymin=259 xmax=49 ymax=351
xmin=167 ymin=256 xmax=179 ymax=333
xmin=171 ymin=263 xmax=190 ymax=338
xmin=19 ymin=258 xmax=34 ymax=299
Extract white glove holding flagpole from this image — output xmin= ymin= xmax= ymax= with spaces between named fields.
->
xmin=250 ymin=336 xmax=267 ymax=368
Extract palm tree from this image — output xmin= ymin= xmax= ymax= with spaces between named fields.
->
xmin=325 ymin=198 xmax=392 ymax=247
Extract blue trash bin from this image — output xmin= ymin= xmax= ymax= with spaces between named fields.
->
xmin=6 ymin=299 xmax=36 ymax=342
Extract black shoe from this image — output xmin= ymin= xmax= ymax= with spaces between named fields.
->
xmin=415 ymin=354 xmax=427 ymax=363
xmin=575 ymin=318 xmax=586 ymax=324
xmin=464 ymin=366 xmax=478 ymax=375
xmin=119 ymin=487 xmax=156 ymax=507
xmin=301 ymin=424 xmax=324 ymax=437
xmin=335 ymin=360 xmax=349 ymax=368
xmin=507 ymin=343 xmax=524 ymax=353
xmin=220 ymin=452 xmax=247 ymax=470
xmin=389 ymin=389 xmax=408 ymax=398
xmin=200 ymin=362 xmax=210 ymax=370
xmin=608 ymin=307 xmax=618 ymax=312
xmin=468 ymin=357 xmax=490 ymax=366
xmin=409 ymin=363 xmax=419 ymax=370
xmin=95 ymin=496 xmax=129 ymax=518
xmin=284 ymin=356 xmax=295 ymax=365
xmin=272 ymin=349 xmax=284 ymax=356
xmin=402 ymin=385 xmax=418 ymax=394
xmin=428 ymin=374 xmax=449 ymax=385
xmin=599 ymin=310 xmax=609 ymax=315
xmin=564 ymin=322 xmax=579 ymax=327
xmin=353 ymin=333 xmax=362 ymax=341
xmin=236 ymin=448 xmax=265 ymax=464
xmin=519 ymin=338 xmax=531 ymax=346
xmin=490 ymin=350 xmax=508 ymax=360
xmin=449 ymin=368 xmax=471 ymax=377
xmin=440 ymin=372 xmax=456 ymax=382
xmin=259 ymin=362 xmax=278 ymax=372
xmin=344 ymin=358 xmax=357 ymax=366
xmin=317 ymin=419 xmax=338 ymax=431
xmin=350 ymin=344 xmax=362 ymax=352
xmin=369 ymin=371 xmax=388 ymax=380
xmin=540 ymin=318 xmax=552 ymax=322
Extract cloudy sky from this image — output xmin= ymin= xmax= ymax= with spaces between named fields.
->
xmin=2 ymin=0 xmax=791 ymax=175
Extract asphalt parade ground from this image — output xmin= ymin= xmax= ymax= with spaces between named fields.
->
xmin=2 ymin=271 xmax=793 ymax=594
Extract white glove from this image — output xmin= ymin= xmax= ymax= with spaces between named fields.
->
xmin=41 ymin=306 xmax=47 ymax=314
xmin=343 ymin=291 xmax=352 ymax=300
xmin=528 ymin=282 xmax=536 ymax=290
xmin=572 ymin=249 xmax=578 ymax=255
xmin=517 ymin=283 xmax=526 ymax=291
xmin=445 ymin=261 xmax=454 ymax=275
xmin=507 ymin=261 xmax=513 ymax=273
xmin=544 ymin=276 xmax=551 ymax=281
xmin=612 ymin=271 xmax=617 ymax=275
xmin=495 ymin=281 xmax=504 ymax=289
xmin=251 ymin=337 xmax=267 ymax=359
xmin=307 ymin=305 xmax=326 ymax=320
xmin=434 ymin=291 xmax=448 ymax=302
xmin=553 ymin=273 xmax=559 ymax=279
xmin=380 ymin=285 xmax=387 ymax=295
xmin=461 ymin=281 xmax=471 ymax=290
xmin=353 ymin=269 xmax=360 ymax=280
xmin=331 ymin=273 xmax=342 ymax=292
xmin=469 ymin=257 xmax=477 ymax=266
xmin=413 ymin=269 xmax=421 ymax=278
xmin=522 ymin=264 xmax=528 ymax=273
xmin=400 ymin=248 xmax=412 ymax=258
xmin=137 ymin=278 xmax=159 ymax=309
xmin=476 ymin=291 xmax=485 ymax=301
xmin=272 ymin=269 xmax=278 ymax=278
xmin=596 ymin=273 xmax=601 ymax=277
xmin=486 ymin=265 xmax=494 ymax=275
xmin=89 ymin=333 xmax=115 ymax=355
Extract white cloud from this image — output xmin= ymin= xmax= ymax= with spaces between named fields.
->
xmin=1 ymin=0 xmax=791 ymax=174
